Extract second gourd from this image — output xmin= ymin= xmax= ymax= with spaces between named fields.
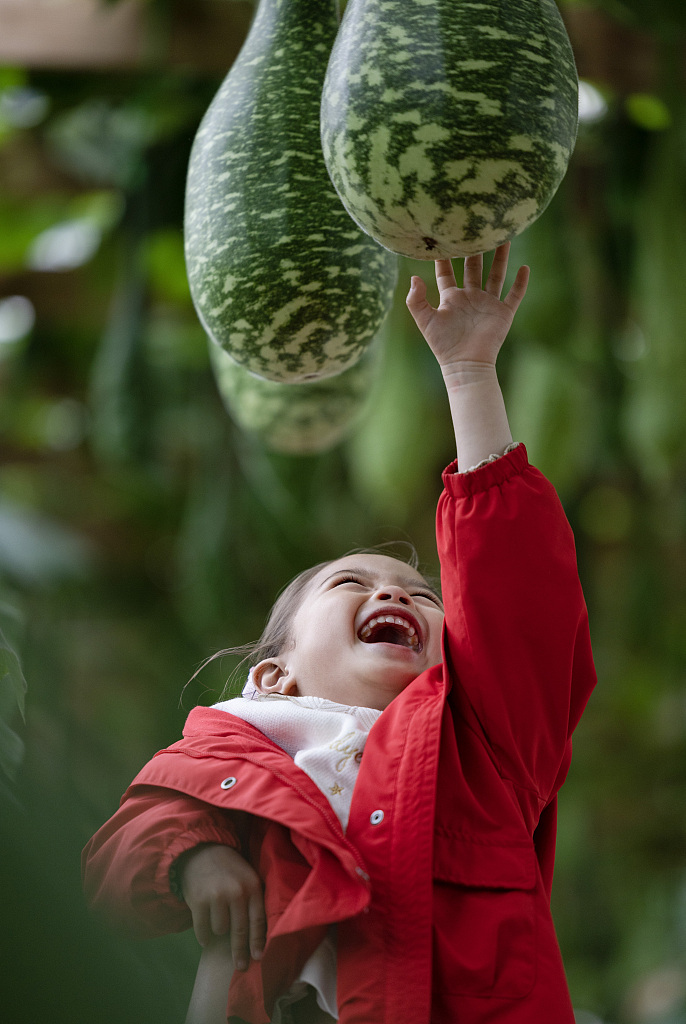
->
xmin=185 ymin=0 xmax=397 ymax=383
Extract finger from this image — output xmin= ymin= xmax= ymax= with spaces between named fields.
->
xmin=462 ymin=252 xmax=484 ymax=290
xmin=503 ymin=264 xmax=530 ymax=315
xmin=406 ymin=275 xmax=435 ymax=331
xmin=192 ymin=905 xmax=213 ymax=948
xmin=434 ymin=258 xmax=457 ymax=297
xmin=228 ymin=902 xmax=250 ymax=971
xmin=248 ymin=891 xmax=267 ymax=961
xmin=209 ymin=898 xmax=231 ymax=939
xmin=484 ymin=242 xmax=511 ymax=298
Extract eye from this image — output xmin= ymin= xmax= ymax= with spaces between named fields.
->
xmin=332 ymin=573 xmax=366 ymax=587
xmin=412 ymin=590 xmax=443 ymax=607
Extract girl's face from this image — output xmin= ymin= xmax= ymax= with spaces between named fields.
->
xmin=253 ymin=553 xmax=445 ymax=710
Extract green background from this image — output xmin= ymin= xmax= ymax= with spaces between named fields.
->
xmin=2 ymin=1 xmax=686 ymax=1021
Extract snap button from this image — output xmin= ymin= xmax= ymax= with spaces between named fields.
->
xmin=220 ymin=777 xmax=237 ymax=790
xmin=370 ymin=809 xmax=384 ymax=825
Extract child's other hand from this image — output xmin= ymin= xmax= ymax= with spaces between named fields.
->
xmin=178 ymin=843 xmax=266 ymax=969
xmin=406 ymin=242 xmax=529 ymax=377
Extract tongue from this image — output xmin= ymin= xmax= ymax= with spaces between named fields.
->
xmin=367 ymin=625 xmax=409 ymax=647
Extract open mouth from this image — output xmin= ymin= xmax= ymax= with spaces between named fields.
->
xmin=358 ymin=614 xmax=423 ymax=652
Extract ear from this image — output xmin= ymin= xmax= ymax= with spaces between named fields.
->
xmin=251 ymin=657 xmax=298 ymax=696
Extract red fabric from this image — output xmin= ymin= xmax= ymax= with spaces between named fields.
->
xmin=82 ymin=445 xmax=597 ymax=1024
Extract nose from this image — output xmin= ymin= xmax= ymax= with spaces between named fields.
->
xmin=375 ymin=585 xmax=411 ymax=606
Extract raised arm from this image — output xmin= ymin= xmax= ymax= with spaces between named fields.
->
xmin=406 ymin=242 xmax=529 ymax=471
xmin=408 ymin=244 xmax=596 ymax=803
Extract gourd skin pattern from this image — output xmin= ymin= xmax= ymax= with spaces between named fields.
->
xmin=185 ymin=0 xmax=397 ymax=383
xmin=209 ymin=341 xmax=380 ymax=453
xmin=321 ymin=0 xmax=578 ymax=259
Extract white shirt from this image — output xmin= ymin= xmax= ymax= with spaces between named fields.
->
xmin=213 ymin=690 xmax=382 ymax=1020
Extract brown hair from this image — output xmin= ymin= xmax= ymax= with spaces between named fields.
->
xmin=189 ymin=542 xmax=439 ymax=702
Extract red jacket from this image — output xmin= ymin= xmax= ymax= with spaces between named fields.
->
xmin=83 ymin=445 xmax=597 ymax=1024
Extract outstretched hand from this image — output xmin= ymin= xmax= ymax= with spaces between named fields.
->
xmin=406 ymin=242 xmax=529 ymax=373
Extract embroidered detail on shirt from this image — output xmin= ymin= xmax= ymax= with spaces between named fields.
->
xmin=329 ymin=784 xmax=343 ymax=796
xmin=329 ymin=732 xmax=364 ymax=772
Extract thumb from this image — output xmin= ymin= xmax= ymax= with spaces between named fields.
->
xmin=406 ymin=276 xmax=434 ymax=330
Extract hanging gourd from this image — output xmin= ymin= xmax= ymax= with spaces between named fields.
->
xmin=209 ymin=340 xmax=380 ymax=454
xmin=184 ymin=0 xmax=397 ymax=383
xmin=321 ymin=0 xmax=578 ymax=259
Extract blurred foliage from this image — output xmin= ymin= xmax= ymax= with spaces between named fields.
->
xmin=0 ymin=618 xmax=26 ymax=799
xmin=588 ymin=0 xmax=686 ymax=36
xmin=1 ymin=5 xmax=686 ymax=1024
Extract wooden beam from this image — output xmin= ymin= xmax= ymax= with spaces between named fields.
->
xmin=0 ymin=0 xmax=147 ymax=69
xmin=0 ymin=0 xmax=252 ymax=73
xmin=0 ymin=0 xmax=668 ymax=91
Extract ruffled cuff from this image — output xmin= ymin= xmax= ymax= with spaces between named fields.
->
xmin=442 ymin=442 xmax=529 ymax=498
xmin=463 ymin=441 xmax=521 ymax=473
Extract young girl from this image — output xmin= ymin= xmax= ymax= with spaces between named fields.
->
xmin=83 ymin=245 xmax=597 ymax=1024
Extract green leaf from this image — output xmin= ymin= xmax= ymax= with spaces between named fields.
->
xmin=345 ymin=267 xmax=450 ymax=522
xmin=625 ymin=94 xmax=672 ymax=131
xmin=623 ymin=102 xmax=686 ymax=481
xmin=0 ymin=625 xmax=26 ymax=719
xmin=0 ymin=712 xmax=24 ymax=785
xmin=506 ymin=342 xmax=599 ymax=497
xmin=590 ymin=0 xmax=686 ymax=33
xmin=46 ymin=99 xmax=152 ymax=189
xmin=0 ymin=195 xmax=77 ymax=274
xmin=68 ymin=190 xmax=126 ymax=232
xmin=0 ymin=68 xmax=26 ymax=91
xmin=0 ymin=625 xmax=26 ymax=786
xmin=143 ymin=228 xmax=191 ymax=306
xmin=88 ymin=241 xmax=151 ymax=464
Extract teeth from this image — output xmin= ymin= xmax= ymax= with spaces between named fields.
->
xmin=359 ymin=615 xmax=420 ymax=648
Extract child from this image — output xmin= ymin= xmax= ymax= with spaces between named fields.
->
xmin=83 ymin=244 xmax=597 ymax=1024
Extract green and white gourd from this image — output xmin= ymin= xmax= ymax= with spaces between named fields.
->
xmin=209 ymin=339 xmax=380 ymax=454
xmin=321 ymin=0 xmax=578 ymax=259
xmin=185 ymin=0 xmax=397 ymax=383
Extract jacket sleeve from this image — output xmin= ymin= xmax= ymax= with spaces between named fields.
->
xmin=436 ymin=443 xmax=597 ymax=805
xmin=82 ymin=783 xmax=242 ymax=938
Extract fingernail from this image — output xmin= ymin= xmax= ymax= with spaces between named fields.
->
xmin=252 ymin=949 xmax=263 ymax=961
xmin=235 ymin=958 xmax=248 ymax=971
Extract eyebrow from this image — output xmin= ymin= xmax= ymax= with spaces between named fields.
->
xmin=319 ymin=565 xmax=443 ymax=601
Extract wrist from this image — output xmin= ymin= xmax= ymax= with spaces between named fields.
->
xmin=440 ymin=360 xmax=498 ymax=390
xmin=442 ymin=365 xmax=512 ymax=473
xmin=170 ymin=843 xmax=218 ymax=900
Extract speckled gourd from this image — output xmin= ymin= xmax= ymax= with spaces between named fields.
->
xmin=184 ymin=0 xmax=397 ymax=383
xmin=209 ymin=340 xmax=380 ymax=454
xmin=320 ymin=0 xmax=579 ymax=259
